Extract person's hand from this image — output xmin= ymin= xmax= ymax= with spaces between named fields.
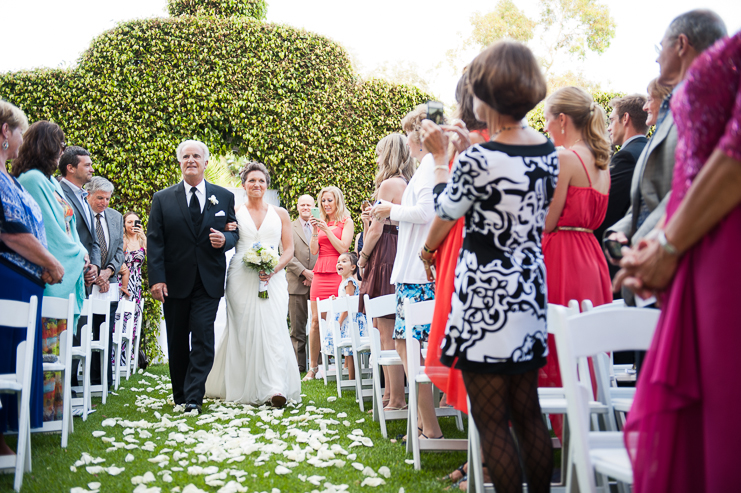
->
xmin=605 ymin=231 xmax=630 ymax=266
xmin=120 ymin=285 xmax=131 ymax=298
xmin=258 ymin=270 xmax=274 ymax=285
xmin=361 ymin=207 xmax=371 ymax=229
xmin=119 ymin=262 xmax=129 ymax=277
xmin=613 ymin=238 xmax=679 ymax=297
xmin=420 ymin=120 xmax=448 ymax=158
xmin=84 ymin=264 xmax=98 ymax=286
xmin=95 ymin=267 xmax=114 ymax=292
xmin=209 ymin=228 xmax=226 ymax=248
xmin=443 ymin=121 xmax=472 ymax=154
xmin=302 ymin=269 xmax=314 ymax=283
xmin=358 ymin=254 xmax=367 ymax=269
xmin=132 ymin=225 xmax=143 ymax=236
xmin=418 ymin=247 xmax=437 ymax=282
xmin=312 ymin=218 xmax=329 ymax=233
xmin=42 ymin=257 xmax=65 ymax=285
xmin=302 ymin=279 xmax=311 ymax=287
xmin=224 ymin=222 xmax=238 ymax=232
xmin=371 ymin=202 xmax=392 ymax=221
xmin=151 ymin=282 xmax=168 ymax=302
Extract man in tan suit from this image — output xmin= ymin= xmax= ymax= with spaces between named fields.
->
xmin=286 ymin=195 xmax=318 ymax=372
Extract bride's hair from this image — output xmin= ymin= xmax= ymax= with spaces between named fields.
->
xmin=317 ymin=186 xmax=350 ymax=224
xmin=239 ymin=161 xmax=271 ymax=187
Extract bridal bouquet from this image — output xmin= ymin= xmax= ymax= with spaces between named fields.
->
xmin=242 ymin=242 xmax=280 ymax=299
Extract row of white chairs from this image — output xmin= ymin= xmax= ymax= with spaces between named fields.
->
xmin=0 ymin=294 xmax=143 ymax=491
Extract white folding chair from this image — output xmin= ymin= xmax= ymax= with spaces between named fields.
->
xmin=131 ymin=298 xmax=144 ymax=375
xmin=112 ymin=299 xmax=136 ymax=390
xmin=35 ymin=295 xmax=75 ymax=447
xmin=345 ymin=295 xmax=373 ymax=411
xmin=404 ymin=299 xmax=466 ymax=470
xmin=467 ymin=302 xmax=576 ymax=493
xmin=553 ymin=305 xmax=660 ymax=493
xmin=0 ymin=296 xmax=39 ymax=491
xmin=88 ymin=299 xmax=111 ymax=404
xmin=328 ymin=297 xmax=357 ymax=397
xmin=315 ymin=297 xmax=338 ymax=385
xmin=70 ymin=299 xmax=92 ymax=421
xmin=364 ymin=294 xmax=406 ymax=438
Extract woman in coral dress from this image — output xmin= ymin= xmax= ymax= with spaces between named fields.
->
xmin=304 ymin=186 xmax=354 ymax=381
xmin=541 ymin=87 xmax=614 ymax=437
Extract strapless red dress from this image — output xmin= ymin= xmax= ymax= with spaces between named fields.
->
xmin=310 ymin=220 xmax=346 ymax=301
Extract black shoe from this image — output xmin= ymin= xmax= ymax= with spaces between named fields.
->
xmin=270 ymin=394 xmax=287 ymax=408
xmin=184 ymin=403 xmax=202 ymax=414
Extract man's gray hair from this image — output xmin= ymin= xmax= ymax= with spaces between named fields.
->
xmin=666 ymin=9 xmax=727 ymax=52
xmin=176 ymin=139 xmax=210 ymax=162
xmin=85 ymin=176 xmax=114 ymax=194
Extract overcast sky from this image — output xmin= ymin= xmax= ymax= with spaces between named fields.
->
xmin=4 ymin=0 xmax=740 ymax=104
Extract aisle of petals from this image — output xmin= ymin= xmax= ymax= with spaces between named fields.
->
xmin=67 ymin=370 xmax=409 ymax=493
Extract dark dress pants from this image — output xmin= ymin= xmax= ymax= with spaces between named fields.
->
xmin=90 ymin=301 xmax=117 ymax=386
xmin=289 ymin=293 xmax=309 ymax=372
xmin=162 ymin=271 xmax=219 ymax=405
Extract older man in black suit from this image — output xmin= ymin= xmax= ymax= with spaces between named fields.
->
xmin=595 ymin=94 xmax=649 ymax=278
xmin=147 ymin=140 xmax=239 ymax=414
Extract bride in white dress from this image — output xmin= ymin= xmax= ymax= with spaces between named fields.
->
xmin=205 ymin=163 xmax=301 ymax=407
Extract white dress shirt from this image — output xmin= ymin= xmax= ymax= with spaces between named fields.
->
xmin=389 ymin=153 xmax=436 ymax=285
xmin=185 ymin=179 xmax=206 ymax=212
xmin=62 ymin=177 xmax=93 ymax=227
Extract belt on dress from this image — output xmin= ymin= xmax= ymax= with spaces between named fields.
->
xmin=555 ymin=226 xmax=594 ymax=233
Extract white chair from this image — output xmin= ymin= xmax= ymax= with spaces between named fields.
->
xmin=131 ymin=298 xmax=145 ymax=375
xmin=34 ymin=295 xmax=75 ymax=447
xmin=364 ymin=294 xmax=406 ymax=438
xmin=404 ymin=299 xmax=466 ymax=470
xmin=344 ymin=295 xmax=373 ymax=412
xmin=70 ymin=299 xmax=92 ymax=421
xmin=88 ymin=299 xmax=111 ymax=404
xmin=112 ymin=299 xmax=136 ymax=390
xmin=553 ymin=305 xmax=660 ymax=493
xmin=315 ymin=297 xmax=338 ymax=385
xmin=0 ymin=296 xmax=39 ymax=491
xmin=328 ymin=297 xmax=357 ymax=397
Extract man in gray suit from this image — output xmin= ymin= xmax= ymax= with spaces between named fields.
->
xmin=86 ymin=176 xmax=125 ymax=386
xmin=59 ymin=146 xmax=100 ymax=287
xmin=286 ymin=195 xmax=318 ymax=372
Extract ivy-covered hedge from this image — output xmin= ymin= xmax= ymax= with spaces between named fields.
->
xmin=0 ymin=1 xmax=430 ymax=361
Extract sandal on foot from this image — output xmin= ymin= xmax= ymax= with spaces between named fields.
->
xmin=438 ymin=463 xmax=466 ymax=483
xmin=383 ymin=404 xmax=409 ymax=411
xmin=302 ymin=367 xmax=319 ymax=382
xmin=444 ymin=475 xmax=467 ymax=491
xmin=420 ymin=432 xmax=444 ymax=439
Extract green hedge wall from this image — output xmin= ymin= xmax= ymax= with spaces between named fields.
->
xmin=0 ymin=1 xmax=430 ymax=361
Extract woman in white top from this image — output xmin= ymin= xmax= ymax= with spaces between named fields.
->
xmin=372 ymin=104 xmax=442 ymax=440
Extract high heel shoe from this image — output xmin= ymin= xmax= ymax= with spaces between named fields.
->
xmin=302 ymin=367 xmax=319 ymax=382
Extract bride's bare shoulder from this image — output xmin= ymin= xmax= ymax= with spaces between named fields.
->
xmin=275 ymin=206 xmax=291 ymax=222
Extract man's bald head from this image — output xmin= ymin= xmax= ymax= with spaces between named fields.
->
xmin=297 ymin=194 xmax=314 ymax=221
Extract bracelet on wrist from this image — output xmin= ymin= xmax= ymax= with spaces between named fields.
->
xmin=360 ymin=251 xmax=370 ymax=260
xmin=423 ymin=243 xmax=436 ymax=254
xmin=657 ymin=230 xmax=679 ymax=256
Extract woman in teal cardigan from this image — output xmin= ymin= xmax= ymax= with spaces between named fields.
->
xmin=13 ymin=121 xmax=88 ymax=423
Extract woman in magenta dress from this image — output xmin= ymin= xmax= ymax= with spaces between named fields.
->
xmin=304 ymin=186 xmax=355 ymax=381
xmin=541 ymin=87 xmax=614 ymax=437
xmin=618 ymin=29 xmax=741 ymax=492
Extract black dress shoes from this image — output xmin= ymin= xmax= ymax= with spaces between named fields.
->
xmin=184 ymin=403 xmax=202 ymax=414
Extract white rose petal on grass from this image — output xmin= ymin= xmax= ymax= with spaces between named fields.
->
xmin=106 ymin=466 xmax=125 ymax=475
xmin=125 ymin=454 xmax=135 ymax=463
xmin=131 ymin=471 xmax=157 ymax=485
xmin=101 ymin=418 xmax=117 ymax=427
xmin=378 ymin=466 xmax=391 ymax=478
xmin=70 ymin=488 xmax=91 ymax=493
xmin=347 ymin=453 xmax=357 ymax=461
xmin=85 ymin=466 xmax=105 ymax=475
xmin=217 ymin=481 xmax=248 ymax=493
xmin=362 ymin=466 xmax=377 ymax=477
xmin=361 ymin=477 xmax=386 ymax=487
xmin=92 ymin=431 xmax=105 ymax=438
xmin=326 ymin=396 xmax=337 ymax=402
xmin=342 ymin=420 xmax=351 ymax=427
xmin=88 ymin=482 xmax=101 ymax=490
xmin=351 ymin=462 xmax=364 ymax=471
xmin=70 ymin=466 xmax=77 ymax=472
xmin=399 ymin=488 xmax=405 ymax=493
xmin=133 ymin=486 xmax=162 ymax=493
xmin=275 ymin=465 xmax=292 ymax=475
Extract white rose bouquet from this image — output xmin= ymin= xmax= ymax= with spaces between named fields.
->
xmin=242 ymin=242 xmax=280 ymax=299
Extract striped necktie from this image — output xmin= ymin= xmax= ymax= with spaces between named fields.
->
xmin=96 ymin=213 xmax=108 ymax=266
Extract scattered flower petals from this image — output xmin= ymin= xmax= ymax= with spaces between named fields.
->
xmin=92 ymin=431 xmax=105 ymax=438
xmin=378 ymin=466 xmax=391 ymax=478
xmin=361 ymin=477 xmax=386 ymax=487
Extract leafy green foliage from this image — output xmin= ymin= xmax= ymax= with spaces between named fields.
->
xmin=469 ymin=0 xmax=537 ymax=46
xmin=0 ymin=1 xmax=429 ymax=358
xmin=168 ymin=0 xmax=268 ymax=19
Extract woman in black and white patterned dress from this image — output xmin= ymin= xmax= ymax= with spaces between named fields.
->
xmin=421 ymin=41 xmax=558 ymax=493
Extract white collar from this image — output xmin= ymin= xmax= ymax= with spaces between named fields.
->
xmin=620 ymin=134 xmax=644 ymax=149
xmin=62 ymin=177 xmax=84 ymax=194
xmin=185 ymin=179 xmax=206 ymax=196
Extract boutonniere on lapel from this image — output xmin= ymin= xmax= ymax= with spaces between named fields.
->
xmin=208 ymin=195 xmax=219 ymax=207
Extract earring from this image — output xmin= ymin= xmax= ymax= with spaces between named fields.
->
xmin=561 ymin=128 xmax=564 ymax=135
xmin=2 ymin=140 xmax=8 ymax=151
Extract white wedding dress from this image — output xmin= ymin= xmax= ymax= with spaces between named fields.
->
xmin=205 ymin=205 xmax=301 ymax=404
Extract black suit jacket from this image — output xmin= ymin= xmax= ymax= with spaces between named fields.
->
xmin=594 ymin=136 xmax=648 ymax=246
xmin=147 ymin=181 xmax=239 ymax=299
xmin=60 ymin=180 xmax=101 ymax=268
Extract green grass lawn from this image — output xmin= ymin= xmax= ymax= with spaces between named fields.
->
xmin=1 ymin=364 xmax=469 ymax=493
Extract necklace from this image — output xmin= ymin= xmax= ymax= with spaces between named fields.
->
xmin=567 ymin=138 xmax=583 ymax=148
xmin=492 ymin=124 xmax=527 ymax=139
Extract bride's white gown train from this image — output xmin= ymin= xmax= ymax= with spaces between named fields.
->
xmin=205 ymin=205 xmax=301 ymax=404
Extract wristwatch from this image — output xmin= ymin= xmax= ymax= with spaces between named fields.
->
xmin=657 ymin=230 xmax=679 ymax=256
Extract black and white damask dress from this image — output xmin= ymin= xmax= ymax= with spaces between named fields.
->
xmin=434 ymin=140 xmax=558 ymax=375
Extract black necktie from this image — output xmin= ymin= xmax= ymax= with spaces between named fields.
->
xmin=189 ymin=187 xmax=202 ymax=230
xmin=96 ymin=213 xmax=108 ymax=267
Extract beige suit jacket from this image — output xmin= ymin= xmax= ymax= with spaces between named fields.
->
xmin=286 ymin=218 xmax=318 ymax=295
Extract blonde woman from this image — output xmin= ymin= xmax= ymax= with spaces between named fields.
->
xmin=305 ymin=186 xmax=355 ymax=381
xmin=357 ymin=133 xmax=414 ymax=410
